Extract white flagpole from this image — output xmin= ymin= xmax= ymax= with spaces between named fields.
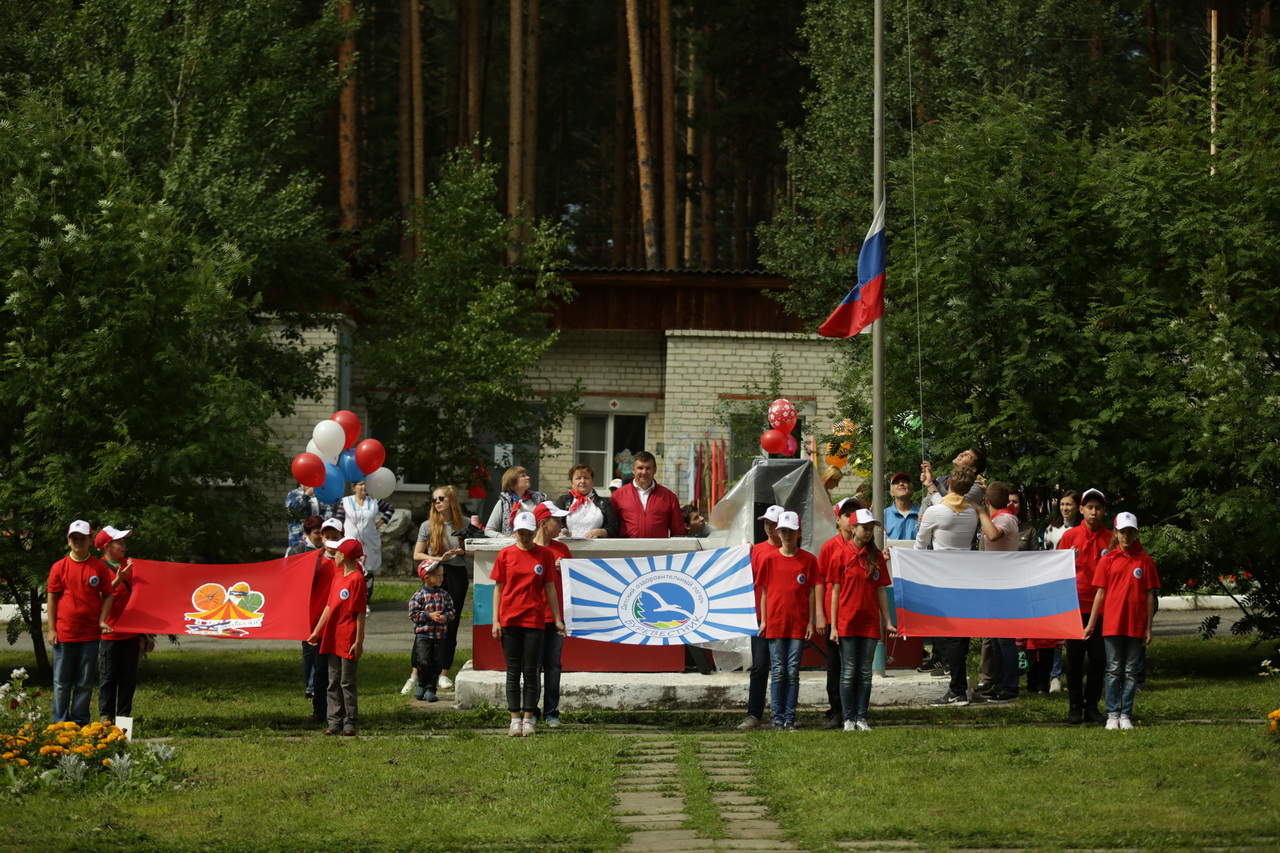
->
xmin=871 ymin=0 xmax=886 ymax=541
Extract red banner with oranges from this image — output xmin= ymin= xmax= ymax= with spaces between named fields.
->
xmin=109 ymin=553 xmax=318 ymax=640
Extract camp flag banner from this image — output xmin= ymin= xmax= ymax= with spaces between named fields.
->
xmin=109 ymin=553 xmax=317 ymax=640
xmin=561 ymin=545 xmax=757 ymax=645
xmin=891 ymin=549 xmax=1081 ymax=639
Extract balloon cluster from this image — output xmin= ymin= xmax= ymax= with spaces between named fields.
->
xmin=760 ymin=398 xmax=799 ymax=456
xmin=290 ymin=411 xmax=395 ymax=504
xmin=824 ymin=419 xmax=857 ymax=469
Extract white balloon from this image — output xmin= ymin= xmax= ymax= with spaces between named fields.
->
xmin=312 ymin=420 xmax=346 ymax=458
xmin=306 ymin=438 xmax=337 ymax=466
xmin=365 ymin=467 xmax=397 ymax=500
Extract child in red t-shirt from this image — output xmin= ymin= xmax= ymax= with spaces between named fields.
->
xmin=307 ymin=537 xmax=368 ymax=736
xmin=756 ymin=511 xmax=817 ymax=731
xmin=533 ymin=501 xmax=571 ymax=727
xmin=491 ymin=511 xmax=563 ymax=737
xmin=96 ymin=526 xmax=153 ymax=723
xmin=1057 ymin=487 xmax=1111 ymax=725
xmin=1084 ymin=512 xmax=1159 ymax=731
xmin=829 ymin=509 xmax=897 ymax=731
xmin=47 ymin=520 xmax=114 ymax=725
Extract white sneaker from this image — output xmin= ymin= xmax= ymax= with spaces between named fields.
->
xmin=1049 ymin=677 xmax=1062 ymax=693
xmin=854 ymin=719 xmax=872 ymax=732
xmin=843 ymin=720 xmax=857 ymax=732
xmin=508 ymin=719 xmax=522 ymax=737
xmin=400 ymin=675 xmax=418 ymax=695
xmin=1118 ymin=715 xmax=1134 ymax=730
xmin=437 ymin=674 xmax=454 ymax=691
xmin=521 ymin=718 xmax=535 ymax=737
xmin=1105 ymin=714 xmax=1120 ymax=730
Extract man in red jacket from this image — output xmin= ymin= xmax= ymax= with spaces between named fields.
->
xmin=610 ymin=451 xmax=687 ymax=538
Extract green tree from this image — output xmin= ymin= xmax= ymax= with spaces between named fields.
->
xmin=354 ymin=148 xmax=580 ymax=489
xmin=0 ymin=96 xmax=303 ymax=676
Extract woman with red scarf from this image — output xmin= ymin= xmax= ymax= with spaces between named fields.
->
xmin=483 ymin=466 xmax=547 ymax=537
xmin=554 ymin=464 xmax=617 ymax=539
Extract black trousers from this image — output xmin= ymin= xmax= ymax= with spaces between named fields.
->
xmin=441 ymin=565 xmax=469 ymax=676
xmin=937 ymin=636 xmax=971 ymax=696
xmin=413 ymin=635 xmax=451 ymax=690
xmin=1065 ymin=612 xmax=1105 ymax=709
xmin=823 ymin=635 xmax=844 ymax=719
xmin=99 ymin=636 xmax=141 ymax=720
xmin=501 ymin=626 xmax=544 ymax=713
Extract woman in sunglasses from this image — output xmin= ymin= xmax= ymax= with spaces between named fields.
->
xmin=402 ymin=486 xmax=472 ymax=696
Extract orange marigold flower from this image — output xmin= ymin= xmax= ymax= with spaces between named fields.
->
xmin=102 ymin=758 xmax=111 ymax=766
xmin=17 ymin=759 xmax=27 ymax=767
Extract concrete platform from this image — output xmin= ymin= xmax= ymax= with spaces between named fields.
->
xmin=453 ymin=661 xmax=947 ymax=710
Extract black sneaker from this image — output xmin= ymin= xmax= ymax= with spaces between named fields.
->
xmin=974 ymin=683 xmax=995 ymax=696
xmin=916 ymin=660 xmax=939 ymax=673
xmin=1084 ymin=706 xmax=1107 ymax=724
xmin=929 ymin=665 xmax=949 ymax=677
xmin=987 ymin=692 xmax=1018 ymax=704
xmin=822 ymin=715 xmax=843 ymax=729
xmin=1067 ymin=706 xmax=1083 ymax=725
xmin=931 ymin=690 xmax=970 ymax=706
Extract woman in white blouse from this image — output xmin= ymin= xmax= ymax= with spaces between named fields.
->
xmin=554 ymin=464 xmax=617 ymax=539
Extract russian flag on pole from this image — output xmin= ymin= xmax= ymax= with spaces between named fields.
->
xmin=892 ymin=549 xmax=1082 ymax=639
xmin=818 ymin=200 xmax=886 ymax=338
xmin=561 ymin=546 xmax=757 ymax=645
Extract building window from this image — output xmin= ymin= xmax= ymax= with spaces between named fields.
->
xmin=576 ymin=414 xmax=648 ymax=487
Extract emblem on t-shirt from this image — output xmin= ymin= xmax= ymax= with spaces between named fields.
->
xmin=340 ymin=588 xmax=351 ymax=600
xmin=871 ymin=569 xmax=880 ymax=581
xmin=1133 ymin=567 xmax=1143 ymax=579
xmin=89 ymin=575 xmax=100 ymax=587
xmin=796 ymin=573 xmax=807 ymax=585
xmin=534 ymin=564 xmax=544 ymax=576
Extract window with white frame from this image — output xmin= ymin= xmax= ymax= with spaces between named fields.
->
xmin=576 ymin=414 xmax=648 ymax=487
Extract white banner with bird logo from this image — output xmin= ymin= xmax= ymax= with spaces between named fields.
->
xmin=560 ymin=546 xmax=758 ymax=645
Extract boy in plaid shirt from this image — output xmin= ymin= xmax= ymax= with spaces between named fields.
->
xmin=408 ymin=562 xmax=457 ymax=702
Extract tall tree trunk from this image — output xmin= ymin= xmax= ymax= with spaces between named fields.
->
xmin=398 ymin=0 xmax=415 ymax=261
xmin=507 ymin=0 xmax=525 ymax=264
xmin=522 ymin=0 xmax=540 ymax=222
xmin=658 ymin=0 xmax=678 ymax=268
xmin=1146 ymin=0 xmax=1162 ymax=94
xmin=454 ymin=0 xmax=468 ymax=149
xmin=733 ymin=146 xmax=748 ymax=269
xmin=625 ymin=0 xmax=660 ymax=269
xmin=338 ymin=0 xmax=359 ymax=231
xmin=411 ymin=0 xmax=426 ymax=256
xmin=699 ymin=44 xmax=715 ymax=270
xmin=683 ymin=43 xmax=696 ymax=268
xmin=465 ymin=0 xmax=484 ymax=156
xmin=612 ymin=3 xmax=631 ymax=266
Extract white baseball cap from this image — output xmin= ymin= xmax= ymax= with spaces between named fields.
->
xmin=1114 ymin=512 xmax=1138 ymax=531
xmin=1080 ymin=488 xmax=1107 ymax=505
xmin=94 ymin=526 xmax=132 ymax=550
xmin=534 ymin=501 xmax=569 ymax=521
xmin=834 ymin=497 xmax=860 ymax=518
xmin=67 ymin=520 xmax=91 ymax=536
xmin=512 ymin=511 xmax=537 ymax=532
xmin=776 ymin=511 xmax=801 ymax=531
xmin=757 ymin=505 xmax=786 ymax=523
xmin=320 ymin=518 xmax=344 ymax=534
xmin=853 ymin=508 xmax=882 ymax=527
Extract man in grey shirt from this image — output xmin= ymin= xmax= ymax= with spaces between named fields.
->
xmin=919 ymin=447 xmax=987 ymax=510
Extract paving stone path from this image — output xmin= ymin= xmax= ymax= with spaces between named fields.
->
xmin=614 ymin=736 xmax=802 ymax=853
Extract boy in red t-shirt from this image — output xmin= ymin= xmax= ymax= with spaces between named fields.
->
xmin=737 ymin=505 xmax=785 ymax=731
xmin=96 ymin=526 xmax=153 ymax=723
xmin=1057 ymin=487 xmax=1111 ymax=725
xmin=307 ymin=537 xmax=368 ymax=736
xmin=47 ymin=520 xmax=114 ymax=724
xmin=815 ymin=498 xmax=860 ymax=728
xmin=756 ymin=511 xmax=817 ymax=731
xmin=1084 ymin=512 xmax=1159 ymax=731
xmin=533 ymin=501 xmax=571 ymax=727
xmin=491 ymin=511 xmax=564 ymax=737
xmin=829 ymin=509 xmax=897 ymax=731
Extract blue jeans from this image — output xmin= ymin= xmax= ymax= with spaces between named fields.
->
xmin=991 ymin=637 xmax=1020 ymax=697
xmin=52 ymin=640 xmax=99 ymax=724
xmin=747 ymin=635 xmax=771 ymax=719
xmin=838 ymin=635 xmax=878 ymax=722
xmin=1050 ymin=646 xmax=1063 ymax=679
xmin=301 ymin=641 xmax=319 ymax=693
xmin=539 ymin=623 xmax=565 ymax=717
xmin=1104 ymin=635 xmax=1144 ymax=716
xmin=768 ymin=637 xmax=804 ymax=726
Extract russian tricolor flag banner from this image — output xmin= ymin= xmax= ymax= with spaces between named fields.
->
xmin=818 ymin=200 xmax=886 ymax=338
xmin=561 ymin=546 xmax=757 ymax=645
xmin=892 ymin=549 xmax=1082 ymax=639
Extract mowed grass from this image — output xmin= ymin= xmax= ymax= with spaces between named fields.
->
xmin=4 ymin=732 xmax=632 ymax=853
xmin=748 ymin=725 xmax=1280 ymax=851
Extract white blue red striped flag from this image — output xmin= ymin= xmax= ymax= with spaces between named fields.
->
xmin=561 ymin=546 xmax=757 ymax=645
xmin=892 ymin=549 xmax=1081 ymax=639
xmin=818 ymin=200 xmax=886 ymax=338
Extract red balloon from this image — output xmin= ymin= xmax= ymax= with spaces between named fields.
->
xmin=355 ymin=438 xmax=386 ymax=475
xmin=784 ymin=435 xmax=798 ymax=456
xmin=332 ymin=410 xmax=362 ymax=449
xmin=768 ymin=398 xmax=798 ymax=435
xmin=760 ymin=429 xmax=788 ymax=455
xmin=291 ymin=452 xmax=327 ymax=488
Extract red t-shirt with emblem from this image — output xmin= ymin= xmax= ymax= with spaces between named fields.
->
xmin=757 ymin=548 xmax=819 ymax=639
xmin=100 ymin=561 xmax=136 ymax=642
xmin=320 ymin=568 xmax=368 ymax=659
xmin=834 ymin=542 xmax=891 ymax=639
xmin=1058 ymin=524 xmax=1112 ymax=614
xmin=309 ymin=552 xmax=338 ymax=629
xmin=490 ymin=544 xmax=555 ymax=629
xmin=750 ymin=540 xmax=779 ymax=622
xmin=1092 ymin=544 xmax=1160 ymax=638
xmin=817 ymin=534 xmax=858 ymax=623
xmin=540 ymin=539 xmax=571 ymax=623
xmin=47 ymin=555 xmax=113 ymax=642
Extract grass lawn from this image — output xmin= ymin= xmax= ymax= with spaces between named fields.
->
xmin=0 ymin=637 xmax=1277 ymax=851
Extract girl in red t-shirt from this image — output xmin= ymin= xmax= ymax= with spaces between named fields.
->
xmin=307 ymin=537 xmax=368 ymax=736
xmin=1084 ymin=512 xmax=1159 ymax=731
xmin=490 ymin=511 xmax=564 ymax=737
xmin=828 ymin=509 xmax=897 ymax=731
xmin=756 ymin=511 xmax=817 ymax=731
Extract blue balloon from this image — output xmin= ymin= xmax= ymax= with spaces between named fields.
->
xmin=315 ymin=462 xmax=345 ymax=505
xmin=339 ymin=448 xmax=364 ymax=483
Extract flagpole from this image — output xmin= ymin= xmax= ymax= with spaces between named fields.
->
xmin=871 ymin=0 xmax=885 ymax=541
